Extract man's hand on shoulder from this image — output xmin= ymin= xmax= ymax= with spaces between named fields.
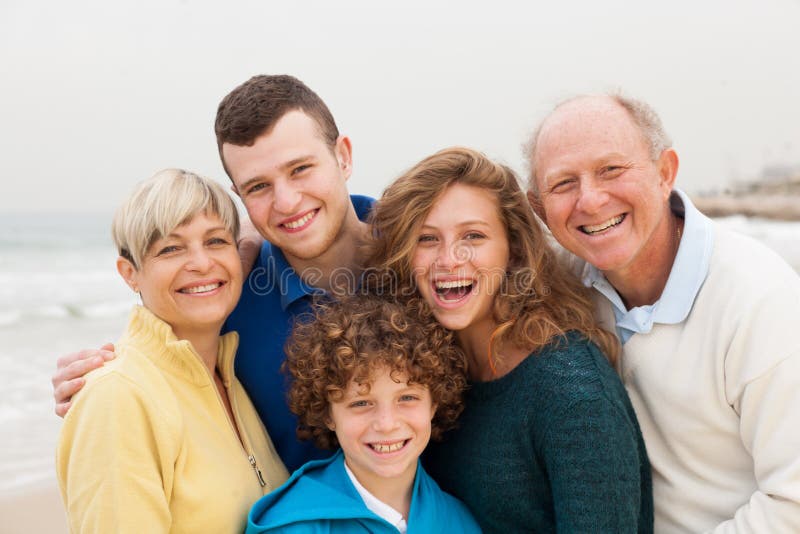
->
xmin=238 ymin=217 xmax=264 ymax=278
xmin=52 ymin=343 xmax=116 ymax=417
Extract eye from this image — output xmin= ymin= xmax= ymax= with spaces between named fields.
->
xmin=417 ymin=234 xmax=437 ymax=244
xmin=246 ymin=182 xmax=270 ymax=195
xmin=207 ymin=236 xmax=231 ymax=247
xmin=601 ymin=165 xmax=626 ymax=177
xmin=155 ymin=245 xmax=181 ymax=256
xmin=399 ymin=394 xmax=420 ymax=402
xmin=550 ymin=177 xmax=577 ymax=193
xmin=292 ymin=164 xmax=311 ymax=176
xmin=464 ymin=232 xmax=486 ymax=240
xmin=348 ymin=399 xmax=370 ymax=409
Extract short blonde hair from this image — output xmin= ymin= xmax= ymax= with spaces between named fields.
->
xmin=112 ymin=169 xmax=240 ymax=268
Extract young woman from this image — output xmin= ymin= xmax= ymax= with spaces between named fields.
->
xmin=365 ymin=147 xmax=653 ymax=533
xmin=56 ymin=169 xmax=288 ymax=533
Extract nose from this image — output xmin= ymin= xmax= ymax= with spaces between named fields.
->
xmin=371 ymin=404 xmax=400 ymax=433
xmin=575 ymin=178 xmax=609 ymax=214
xmin=434 ymin=240 xmax=471 ymax=271
xmin=272 ymin=179 xmax=302 ymax=215
xmin=185 ymin=246 xmax=214 ymax=272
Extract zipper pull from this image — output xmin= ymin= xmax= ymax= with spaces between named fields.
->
xmin=248 ymin=455 xmax=267 ymax=487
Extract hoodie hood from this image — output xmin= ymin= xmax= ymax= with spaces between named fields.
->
xmin=247 ymin=450 xmax=395 ymax=532
xmin=246 ymin=449 xmax=481 ymax=533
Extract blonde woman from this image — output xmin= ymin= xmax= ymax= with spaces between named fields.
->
xmin=56 ymin=169 xmax=288 ymax=533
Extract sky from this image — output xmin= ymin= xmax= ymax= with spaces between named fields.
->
xmin=2 ymin=0 xmax=799 ymax=214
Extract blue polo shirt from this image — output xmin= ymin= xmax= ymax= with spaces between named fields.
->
xmin=223 ymin=195 xmax=374 ymax=472
xmin=581 ymin=189 xmax=715 ymax=343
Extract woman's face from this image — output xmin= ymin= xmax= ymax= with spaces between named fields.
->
xmin=122 ymin=211 xmax=242 ymax=339
xmin=410 ymin=183 xmax=510 ymax=334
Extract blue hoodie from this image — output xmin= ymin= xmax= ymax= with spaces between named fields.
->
xmin=246 ymin=449 xmax=481 ymax=533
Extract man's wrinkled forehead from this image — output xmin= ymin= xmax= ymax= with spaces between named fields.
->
xmin=538 ymin=97 xmax=646 ymax=157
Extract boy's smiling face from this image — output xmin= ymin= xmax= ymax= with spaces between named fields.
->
xmin=328 ymin=365 xmax=436 ymax=498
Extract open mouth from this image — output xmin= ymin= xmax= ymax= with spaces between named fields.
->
xmin=580 ymin=214 xmax=626 ymax=235
xmin=280 ymin=209 xmax=318 ymax=231
xmin=434 ymin=279 xmax=474 ymax=302
xmin=368 ymin=439 xmax=409 ymax=454
xmin=178 ymin=281 xmax=224 ymax=294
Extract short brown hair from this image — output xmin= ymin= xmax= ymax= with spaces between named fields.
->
xmin=214 ymin=74 xmax=339 ymax=177
xmin=285 ymin=295 xmax=468 ymax=450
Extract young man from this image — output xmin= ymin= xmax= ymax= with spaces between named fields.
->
xmin=527 ymin=94 xmax=800 ymax=533
xmin=53 ymin=75 xmax=373 ymax=472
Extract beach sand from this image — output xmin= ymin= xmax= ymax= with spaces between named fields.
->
xmin=0 ymin=479 xmax=68 ymax=534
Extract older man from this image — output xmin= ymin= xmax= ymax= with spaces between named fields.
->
xmin=527 ymin=94 xmax=800 ymax=533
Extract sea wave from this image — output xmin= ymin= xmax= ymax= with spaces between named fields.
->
xmin=0 ymin=299 xmax=135 ymax=328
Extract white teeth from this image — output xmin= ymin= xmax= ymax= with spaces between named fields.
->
xmin=434 ymin=280 xmax=473 ymax=289
xmin=283 ymin=211 xmax=315 ymax=229
xmin=371 ymin=441 xmax=406 ymax=453
xmin=582 ymin=215 xmax=624 ymax=234
xmin=181 ymin=283 xmax=221 ymax=294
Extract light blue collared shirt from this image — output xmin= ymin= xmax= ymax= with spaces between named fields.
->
xmin=581 ymin=189 xmax=715 ymax=344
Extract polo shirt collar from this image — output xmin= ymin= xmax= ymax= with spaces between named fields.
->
xmin=272 ymin=194 xmax=375 ymax=311
xmin=273 ymin=246 xmax=323 ymax=311
xmin=581 ymin=189 xmax=715 ymax=336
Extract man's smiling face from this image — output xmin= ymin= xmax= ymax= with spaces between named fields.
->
xmin=222 ymin=110 xmax=353 ymax=264
xmin=532 ymin=96 xmax=675 ymax=278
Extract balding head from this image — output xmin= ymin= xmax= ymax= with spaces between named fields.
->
xmin=526 ymin=94 xmax=672 ymax=198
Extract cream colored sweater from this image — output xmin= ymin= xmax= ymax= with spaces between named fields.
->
xmin=57 ymin=306 xmax=289 ymax=533
xmin=590 ymin=225 xmax=800 ymax=533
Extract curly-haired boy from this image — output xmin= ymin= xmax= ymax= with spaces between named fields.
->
xmin=246 ymin=295 xmax=481 ymax=533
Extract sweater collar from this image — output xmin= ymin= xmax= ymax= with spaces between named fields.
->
xmin=118 ymin=305 xmax=239 ymax=387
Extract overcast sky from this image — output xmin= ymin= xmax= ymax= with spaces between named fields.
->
xmin=2 ymin=0 xmax=799 ymax=214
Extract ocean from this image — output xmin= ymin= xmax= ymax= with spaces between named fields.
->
xmin=2 ymin=212 xmax=799 ymax=494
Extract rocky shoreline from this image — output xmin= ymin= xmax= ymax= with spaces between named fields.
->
xmin=691 ymin=174 xmax=800 ymax=221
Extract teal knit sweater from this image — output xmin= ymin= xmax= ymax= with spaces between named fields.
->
xmin=424 ymin=331 xmax=653 ymax=533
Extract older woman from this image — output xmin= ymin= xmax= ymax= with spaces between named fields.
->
xmin=56 ymin=169 xmax=288 ymax=533
xmin=366 ymin=147 xmax=653 ymax=533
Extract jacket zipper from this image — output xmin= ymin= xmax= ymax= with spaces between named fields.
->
xmin=248 ymin=455 xmax=267 ymax=487
xmin=202 ymin=353 xmax=270 ymax=490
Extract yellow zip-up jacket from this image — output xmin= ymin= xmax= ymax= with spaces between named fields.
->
xmin=57 ymin=305 xmax=289 ymax=533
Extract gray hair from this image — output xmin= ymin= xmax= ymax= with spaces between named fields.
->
xmin=112 ymin=169 xmax=240 ymax=268
xmin=524 ymin=92 xmax=672 ymax=197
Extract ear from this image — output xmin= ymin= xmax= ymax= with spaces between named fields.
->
xmin=334 ymin=135 xmax=353 ymax=181
xmin=325 ymin=417 xmax=336 ymax=432
xmin=527 ymin=190 xmax=547 ymax=225
xmin=116 ymin=256 xmax=139 ymax=292
xmin=657 ymin=148 xmax=679 ymax=199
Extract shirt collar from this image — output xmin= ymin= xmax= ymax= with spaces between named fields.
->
xmin=271 ymin=194 xmax=375 ymax=311
xmin=581 ymin=189 xmax=715 ymax=335
xmin=272 ymin=245 xmax=323 ymax=311
xmin=344 ymin=460 xmax=408 ymax=532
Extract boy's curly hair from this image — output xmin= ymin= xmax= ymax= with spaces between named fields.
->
xmin=284 ymin=294 xmax=468 ymax=450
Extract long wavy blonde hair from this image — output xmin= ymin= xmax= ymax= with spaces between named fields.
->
xmin=364 ymin=146 xmax=619 ymax=369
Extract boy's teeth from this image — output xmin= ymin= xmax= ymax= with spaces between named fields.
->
xmin=284 ymin=211 xmax=315 ymax=229
xmin=435 ymin=280 xmax=473 ymax=289
xmin=582 ymin=215 xmax=624 ymax=234
xmin=182 ymin=282 xmax=221 ymax=294
xmin=371 ymin=441 xmax=405 ymax=453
